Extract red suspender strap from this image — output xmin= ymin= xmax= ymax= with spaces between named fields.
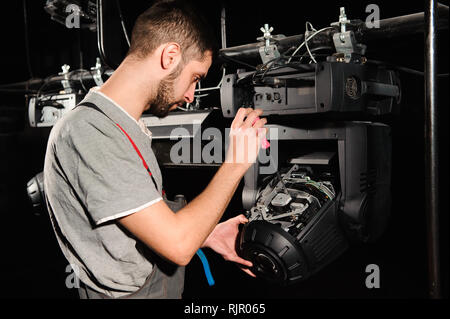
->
xmin=115 ymin=123 xmax=166 ymax=196
xmin=78 ymin=102 xmax=165 ymax=196
xmin=115 ymin=123 xmax=152 ymax=176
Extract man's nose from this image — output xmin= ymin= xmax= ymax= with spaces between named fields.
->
xmin=184 ymin=83 xmax=196 ymax=104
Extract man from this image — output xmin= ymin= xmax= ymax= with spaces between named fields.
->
xmin=44 ymin=0 xmax=267 ymax=299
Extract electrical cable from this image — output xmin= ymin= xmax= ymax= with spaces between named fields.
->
xmin=196 ymin=249 xmax=215 ymax=286
xmin=304 ymin=22 xmax=318 ymax=64
xmin=36 ymin=75 xmax=57 ymax=98
xmin=176 ymin=105 xmax=191 ymax=111
xmin=251 ymin=55 xmax=285 ymax=83
xmin=77 ymin=27 xmax=84 ymax=70
xmin=115 ymin=0 xmax=131 ymax=47
xmin=251 ymin=53 xmax=315 ymax=83
xmin=195 ymin=67 xmax=226 ymax=93
xmin=287 ymin=26 xmax=335 ymax=64
xmin=23 ymin=0 xmax=33 ymax=79
xmin=96 ymin=0 xmax=114 ymax=69
xmin=192 ymin=67 xmax=226 ymax=103
xmin=298 ymin=46 xmax=333 ymax=63
xmin=194 ymin=93 xmax=210 ymax=98
xmin=70 ymin=69 xmax=90 ymax=93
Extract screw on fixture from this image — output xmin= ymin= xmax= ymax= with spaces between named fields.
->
xmin=260 ymin=24 xmax=274 ymax=54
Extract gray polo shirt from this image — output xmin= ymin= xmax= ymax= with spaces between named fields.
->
xmin=43 ymin=89 xmax=164 ymax=297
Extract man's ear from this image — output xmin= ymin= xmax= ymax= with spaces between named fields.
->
xmin=161 ymin=42 xmax=182 ymax=70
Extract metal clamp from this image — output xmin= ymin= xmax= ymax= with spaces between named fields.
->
xmin=58 ymin=64 xmax=73 ymax=93
xmin=257 ymin=24 xmax=283 ymax=64
xmin=90 ymin=57 xmax=104 ymax=87
xmin=331 ymin=7 xmax=367 ymax=63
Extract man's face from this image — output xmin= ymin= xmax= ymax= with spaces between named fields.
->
xmin=148 ymin=51 xmax=212 ymax=118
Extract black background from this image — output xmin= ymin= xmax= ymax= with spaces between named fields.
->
xmin=0 ymin=0 xmax=448 ymax=300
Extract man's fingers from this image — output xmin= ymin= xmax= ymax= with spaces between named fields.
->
xmin=228 ymin=255 xmax=253 ymax=268
xmin=235 ymin=214 xmax=248 ymax=224
xmin=240 ymin=267 xmax=257 ymax=278
xmin=241 ymin=109 xmax=264 ymax=129
xmin=251 ymin=116 xmax=267 ymax=128
xmin=253 ymin=118 xmax=267 ymax=130
xmin=231 ymin=108 xmax=253 ymax=129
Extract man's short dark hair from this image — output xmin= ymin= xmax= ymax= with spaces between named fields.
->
xmin=127 ymin=0 xmax=217 ymax=62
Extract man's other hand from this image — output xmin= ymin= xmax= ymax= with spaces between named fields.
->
xmin=202 ymin=214 xmax=256 ymax=278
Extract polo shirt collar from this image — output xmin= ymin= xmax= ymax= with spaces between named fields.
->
xmin=82 ymin=88 xmax=153 ymax=142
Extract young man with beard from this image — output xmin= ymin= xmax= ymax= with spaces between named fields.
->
xmin=43 ymin=0 xmax=267 ymax=299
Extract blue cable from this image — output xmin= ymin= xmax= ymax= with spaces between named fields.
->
xmin=196 ymin=249 xmax=215 ymax=286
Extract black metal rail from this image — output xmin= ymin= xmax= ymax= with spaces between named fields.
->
xmin=424 ymin=0 xmax=441 ymax=299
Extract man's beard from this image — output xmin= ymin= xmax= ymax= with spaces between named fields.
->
xmin=148 ymin=64 xmax=184 ymax=118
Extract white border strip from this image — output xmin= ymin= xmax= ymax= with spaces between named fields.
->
xmin=92 ymin=89 xmax=141 ymax=127
xmin=96 ymin=197 xmax=163 ymax=225
xmin=140 ymin=112 xmax=210 ymax=127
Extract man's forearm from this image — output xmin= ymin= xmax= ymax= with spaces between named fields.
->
xmin=174 ymin=162 xmax=246 ymax=261
xmin=118 ymin=108 xmax=266 ymax=266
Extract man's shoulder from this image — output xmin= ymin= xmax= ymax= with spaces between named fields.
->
xmin=50 ymin=105 xmax=118 ymax=146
